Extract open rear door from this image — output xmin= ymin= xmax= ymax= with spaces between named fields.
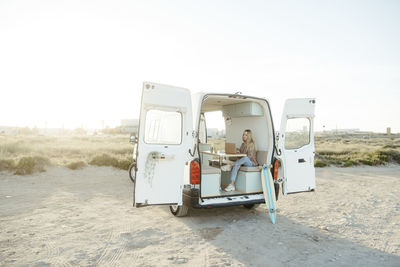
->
xmin=134 ymin=82 xmax=193 ymax=207
xmin=279 ymin=98 xmax=316 ymax=194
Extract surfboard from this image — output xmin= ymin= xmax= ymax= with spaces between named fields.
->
xmin=261 ymin=164 xmax=277 ymax=224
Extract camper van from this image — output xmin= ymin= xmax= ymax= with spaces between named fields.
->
xmin=131 ymin=82 xmax=316 ymax=217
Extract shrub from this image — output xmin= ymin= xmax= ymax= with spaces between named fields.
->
xmin=317 ymin=150 xmax=352 ymax=156
xmin=314 ymin=159 xmax=328 ymax=167
xmin=383 ymin=144 xmax=400 ymax=149
xmin=374 ymin=149 xmax=400 ymax=164
xmin=358 ymin=158 xmax=375 ymax=166
xmin=115 ymin=158 xmax=133 ymax=170
xmin=0 ymin=158 xmax=16 ymax=171
xmin=66 ymin=161 xmax=86 ymax=170
xmin=343 ymin=160 xmax=358 ymax=167
xmin=89 ymin=154 xmax=119 ymax=167
xmin=89 ymin=154 xmax=133 ymax=170
xmin=14 ymin=156 xmax=50 ymax=175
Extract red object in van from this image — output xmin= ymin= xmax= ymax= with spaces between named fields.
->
xmin=190 ymin=160 xmax=200 ymax=184
xmin=273 ymin=159 xmax=279 ymax=180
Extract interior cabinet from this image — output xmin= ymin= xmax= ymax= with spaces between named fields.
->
xmin=223 ymin=102 xmax=264 ymax=117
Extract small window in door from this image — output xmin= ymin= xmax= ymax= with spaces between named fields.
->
xmin=285 ymin=118 xmax=310 ymax=149
xmin=144 ymin=110 xmax=182 ymax=144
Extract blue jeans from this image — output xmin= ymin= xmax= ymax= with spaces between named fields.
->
xmin=230 ymin=156 xmax=254 ymax=183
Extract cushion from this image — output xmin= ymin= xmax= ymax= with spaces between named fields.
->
xmin=239 ymin=151 xmax=268 ymax=172
xmin=240 ymin=166 xmax=262 ymax=172
xmin=256 ymin=150 xmax=268 ymax=165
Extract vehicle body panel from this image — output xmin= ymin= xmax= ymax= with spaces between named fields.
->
xmin=134 ymin=82 xmax=193 ymax=206
xmin=279 ymin=98 xmax=316 ymax=194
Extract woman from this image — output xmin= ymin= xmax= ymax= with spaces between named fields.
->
xmin=225 ymin=129 xmax=258 ymax=192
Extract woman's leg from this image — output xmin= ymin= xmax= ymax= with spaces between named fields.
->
xmin=230 ymin=156 xmax=253 ymax=183
xmin=241 ymin=157 xmax=253 ymax=167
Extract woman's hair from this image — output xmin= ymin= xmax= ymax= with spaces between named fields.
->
xmin=243 ymin=129 xmax=256 ymax=152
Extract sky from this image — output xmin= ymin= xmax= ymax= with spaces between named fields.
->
xmin=1 ymin=0 xmax=399 ymax=132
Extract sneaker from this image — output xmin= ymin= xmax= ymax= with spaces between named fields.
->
xmin=221 ymin=164 xmax=232 ymax=172
xmin=224 ymin=184 xmax=235 ymax=192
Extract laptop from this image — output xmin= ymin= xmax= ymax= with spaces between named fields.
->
xmin=225 ymin=143 xmax=237 ymax=154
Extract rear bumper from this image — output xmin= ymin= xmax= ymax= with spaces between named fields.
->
xmin=183 ymin=187 xmax=202 ymax=208
xmin=182 ymin=187 xmax=265 ymax=208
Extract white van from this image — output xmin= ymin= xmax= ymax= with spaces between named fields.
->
xmin=132 ymin=82 xmax=316 ymax=216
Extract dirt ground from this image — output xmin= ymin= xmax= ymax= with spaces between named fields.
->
xmin=0 ymin=166 xmax=399 ymax=266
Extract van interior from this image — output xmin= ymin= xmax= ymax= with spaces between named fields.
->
xmin=197 ymin=94 xmax=274 ymax=198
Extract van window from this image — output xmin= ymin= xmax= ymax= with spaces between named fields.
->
xmin=204 ymin=111 xmax=225 ymax=138
xmin=285 ymin=118 xmax=310 ymax=149
xmin=204 ymin=111 xmax=226 ymax=152
xmin=144 ymin=110 xmax=182 ymax=144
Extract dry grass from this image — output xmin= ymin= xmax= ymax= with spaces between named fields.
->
xmin=14 ymin=156 xmax=50 ymax=175
xmin=209 ymin=133 xmax=400 ymax=168
xmin=89 ymin=154 xmax=132 ymax=170
xmin=66 ymin=161 xmax=87 ymax=170
xmin=0 ymin=134 xmax=134 ymax=174
xmin=0 ymin=132 xmax=399 ymax=175
xmin=315 ymin=133 xmax=400 ymax=167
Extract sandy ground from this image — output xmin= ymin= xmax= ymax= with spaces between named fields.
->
xmin=0 ymin=166 xmax=399 ymax=267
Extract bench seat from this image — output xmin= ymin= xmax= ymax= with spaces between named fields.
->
xmin=239 ymin=166 xmax=262 ymax=172
xmin=236 ymin=150 xmax=268 ymax=193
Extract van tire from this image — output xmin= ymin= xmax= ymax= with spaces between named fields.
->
xmin=243 ymin=204 xmax=260 ymax=209
xmin=170 ymin=205 xmax=189 ymax=217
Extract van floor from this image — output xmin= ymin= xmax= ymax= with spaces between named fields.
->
xmin=202 ymin=188 xmax=263 ymax=198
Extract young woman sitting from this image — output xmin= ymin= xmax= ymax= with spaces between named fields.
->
xmin=224 ymin=129 xmax=258 ymax=192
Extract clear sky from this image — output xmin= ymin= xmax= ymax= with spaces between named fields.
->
xmin=1 ymin=0 xmax=399 ymax=132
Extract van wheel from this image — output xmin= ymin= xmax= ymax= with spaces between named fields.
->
xmin=128 ymin=162 xmax=136 ymax=183
xmin=170 ymin=205 xmax=189 ymax=217
xmin=243 ymin=204 xmax=260 ymax=209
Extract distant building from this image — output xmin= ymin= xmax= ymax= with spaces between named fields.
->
xmin=0 ymin=126 xmax=67 ymax=135
xmin=337 ymin=128 xmax=360 ymax=134
xmin=387 ymin=127 xmax=391 ymax=134
xmin=120 ymin=119 xmax=139 ymax=134
xmin=0 ymin=126 xmax=19 ymax=135
xmin=323 ymin=128 xmax=361 ymax=134
xmin=37 ymin=128 xmax=65 ymax=135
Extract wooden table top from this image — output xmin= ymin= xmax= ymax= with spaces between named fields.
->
xmin=200 ymin=151 xmax=247 ymax=157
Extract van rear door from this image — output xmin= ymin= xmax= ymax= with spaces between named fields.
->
xmin=279 ymin=98 xmax=316 ymax=194
xmin=134 ymin=82 xmax=193 ymax=207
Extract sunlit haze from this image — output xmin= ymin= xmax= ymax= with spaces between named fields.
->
xmin=1 ymin=0 xmax=399 ymax=132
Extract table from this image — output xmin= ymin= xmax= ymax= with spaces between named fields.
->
xmin=200 ymin=151 xmax=247 ymax=167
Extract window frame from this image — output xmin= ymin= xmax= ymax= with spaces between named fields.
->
xmin=284 ymin=117 xmax=311 ymax=150
xmin=143 ymin=109 xmax=183 ymax=145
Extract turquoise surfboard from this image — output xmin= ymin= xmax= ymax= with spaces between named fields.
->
xmin=261 ymin=164 xmax=276 ymax=224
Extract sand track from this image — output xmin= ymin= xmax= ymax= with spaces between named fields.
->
xmin=1 ymin=166 xmax=399 ymax=266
